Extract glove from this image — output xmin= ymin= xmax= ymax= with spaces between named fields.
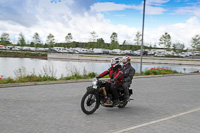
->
xmin=110 ymin=78 xmax=116 ymax=83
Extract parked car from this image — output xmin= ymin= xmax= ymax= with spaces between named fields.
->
xmin=53 ymin=47 xmax=64 ymax=52
xmin=155 ymin=52 xmax=165 ymax=57
xmin=194 ymin=51 xmax=200 ymax=56
xmin=179 ymin=53 xmax=186 ymax=57
xmin=5 ymin=46 xmax=13 ymax=50
xmin=12 ymin=46 xmax=22 ymax=51
xmin=124 ymin=50 xmax=133 ymax=54
xmin=93 ymin=48 xmax=103 ymax=54
xmin=22 ymin=47 xmax=31 ymax=51
xmin=133 ymin=51 xmax=140 ymax=56
xmin=112 ymin=49 xmax=121 ymax=54
xmin=0 ymin=45 xmax=6 ymax=50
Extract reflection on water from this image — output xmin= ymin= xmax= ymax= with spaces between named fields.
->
xmin=0 ymin=57 xmax=199 ymax=78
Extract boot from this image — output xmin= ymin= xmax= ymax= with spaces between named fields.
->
xmin=104 ymin=97 xmax=113 ymax=106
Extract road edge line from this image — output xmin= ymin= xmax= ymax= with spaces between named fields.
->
xmin=113 ymin=107 xmax=200 ymax=133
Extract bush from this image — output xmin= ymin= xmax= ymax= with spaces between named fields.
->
xmin=60 ymin=72 xmax=97 ymax=80
xmin=143 ymin=67 xmax=178 ymax=75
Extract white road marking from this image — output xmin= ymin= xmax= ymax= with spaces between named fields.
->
xmin=113 ymin=107 xmax=200 ymax=133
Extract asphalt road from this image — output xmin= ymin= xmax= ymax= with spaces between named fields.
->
xmin=0 ymin=75 xmax=200 ymax=133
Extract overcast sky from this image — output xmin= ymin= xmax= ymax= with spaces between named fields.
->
xmin=0 ymin=0 xmax=200 ymax=48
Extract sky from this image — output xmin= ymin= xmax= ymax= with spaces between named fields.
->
xmin=0 ymin=0 xmax=200 ymax=48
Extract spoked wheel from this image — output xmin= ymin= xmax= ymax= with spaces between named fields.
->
xmin=118 ymin=100 xmax=128 ymax=108
xmin=81 ymin=92 xmax=99 ymax=115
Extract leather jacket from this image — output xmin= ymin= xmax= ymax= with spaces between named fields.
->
xmin=98 ymin=65 xmax=124 ymax=85
xmin=123 ymin=63 xmax=135 ymax=83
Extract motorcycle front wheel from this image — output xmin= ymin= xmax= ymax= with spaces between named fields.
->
xmin=81 ymin=92 xmax=99 ymax=115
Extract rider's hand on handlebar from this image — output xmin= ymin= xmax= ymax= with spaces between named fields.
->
xmin=110 ymin=78 xmax=116 ymax=83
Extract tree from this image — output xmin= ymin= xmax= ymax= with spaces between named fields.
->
xmin=0 ymin=32 xmax=10 ymax=46
xmin=191 ymin=34 xmax=200 ymax=51
xmin=17 ymin=32 xmax=26 ymax=46
xmin=172 ymin=42 xmax=185 ymax=53
xmin=97 ymin=38 xmax=105 ymax=48
xmin=90 ymin=31 xmax=98 ymax=42
xmin=32 ymin=32 xmax=41 ymax=47
xmin=46 ymin=33 xmax=55 ymax=46
xmin=65 ymin=33 xmax=73 ymax=43
xmin=159 ymin=32 xmax=171 ymax=50
xmin=110 ymin=32 xmax=119 ymax=49
xmin=134 ymin=31 xmax=142 ymax=45
xmin=110 ymin=32 xmax=118 ymax=43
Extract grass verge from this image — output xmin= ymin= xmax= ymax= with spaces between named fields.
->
xmin=0 ymin=51 xmax=47 ymax=59
xmin=0 ymin=67 xmax=180 ymax=84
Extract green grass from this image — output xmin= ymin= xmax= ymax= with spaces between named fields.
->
xmin=0 ymin=72 xmax=97 ymax=84
xmin=0 ymin=67 xmax=180 ymax=84
xmin=0 ymin=51 xmax=47 ymax=58
xmin=60 ymin=72 xmax=96 ymax=80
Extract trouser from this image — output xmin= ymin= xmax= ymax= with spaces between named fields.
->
xmin=110 ymin=83 xmax=121 ymax=100
xmin=122 ymin=82 xmax=131 ymax=98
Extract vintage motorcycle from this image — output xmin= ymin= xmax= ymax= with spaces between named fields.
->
xmin=81 ymin=78 xmax=133 ymax=115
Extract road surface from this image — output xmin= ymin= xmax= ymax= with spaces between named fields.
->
xmin=0 ymin=75 xmax=200 ymax=133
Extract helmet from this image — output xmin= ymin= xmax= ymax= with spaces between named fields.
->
xmin=111 ymin=57 xmax=120 ymax=67
xmin=122 ymin=56 xmax=131 ymax=65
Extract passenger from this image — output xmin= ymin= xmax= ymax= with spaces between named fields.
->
xmin=121 ymin=56 xmax=135 ymax=101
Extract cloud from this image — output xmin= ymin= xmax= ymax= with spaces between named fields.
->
xmin=146 ymin=0 xmax=170 ymax=6
xmin=91 ymin=1 xmax=167 ymax=15
xmin=145 ymin=5 xmax=166 ymax=15
xmin=0 ymin=0 xmax=39 ymax=27
xmin=0 ymin=0 xmax=199 ymax=49
xmin=144 ymin=16 xmax=200 ymax=48
xmin=91 ymin=2 xmax=131 ymax=12
xmin=174 ymin=5 xmax=200 ymax=17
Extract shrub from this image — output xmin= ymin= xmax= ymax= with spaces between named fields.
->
xmin=143 ymin=67 xmax=178 ymax=75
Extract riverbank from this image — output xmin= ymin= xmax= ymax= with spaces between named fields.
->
xmin=0 ymin=51 xmax=47 ymax=59
xmin=1 ymin=51 xmax=200 ymax=65
xmin=48 ymin=53 xmax=200 ymax=66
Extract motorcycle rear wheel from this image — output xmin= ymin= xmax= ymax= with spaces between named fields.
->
xmin=81 ymin=92 xmax=99 ymax=115
xmin=118 ymin=101 xmax=128 ymax=108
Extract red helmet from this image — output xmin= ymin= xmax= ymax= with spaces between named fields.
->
xmin=111 ymin=57 xmax=120 ymax=67
xmin=122 ymin=56 xmax=131 ymax=65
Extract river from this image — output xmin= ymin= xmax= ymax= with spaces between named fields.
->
xmin=0 ymin=57 xmax=199 ymax=79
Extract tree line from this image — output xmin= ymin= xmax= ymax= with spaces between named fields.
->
xmin=0 ymin=31 xmax=200 ymax=52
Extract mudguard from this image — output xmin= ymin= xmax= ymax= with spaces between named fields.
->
xmin=86 ymin=86 xmax=95 ymax=93
xmin=129 ymin=89 xmax=133 ymax=95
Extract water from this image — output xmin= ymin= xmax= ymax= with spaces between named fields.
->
xmin=0 ymin=57 xmax=199 ymax=78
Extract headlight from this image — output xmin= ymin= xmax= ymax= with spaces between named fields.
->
xmin=92 ymin=78 xmax=97 ymax=88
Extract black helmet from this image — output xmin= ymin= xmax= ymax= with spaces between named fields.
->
xmin=122 ymin=56 xmax=131 ymax=65
xmin=111 ymin=57 xmax=120 ymax=67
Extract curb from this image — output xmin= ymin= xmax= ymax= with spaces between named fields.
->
xmin=0 ymin=73 xmax=199 ymax=88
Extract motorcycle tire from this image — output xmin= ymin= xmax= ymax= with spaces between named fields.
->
xmin=81 ymin=92 xmax=100 ymax=115
xmin=118 ymin=100 xmax=128 ymax=108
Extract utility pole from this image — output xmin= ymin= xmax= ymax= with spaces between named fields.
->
xmin=140 ymin=0 xmax=146 ymax=76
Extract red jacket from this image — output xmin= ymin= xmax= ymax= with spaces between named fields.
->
xmin=99 ymin=65 xmax=124 ymax=85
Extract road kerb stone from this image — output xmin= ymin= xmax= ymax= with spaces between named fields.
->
xmin=0 ymin=73 xmax=199 ymax=88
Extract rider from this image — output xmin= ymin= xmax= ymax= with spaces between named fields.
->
xmin=96 ymin=57 xmax=124 ymax=106
xmin=122 ymin=56 xmax=135 ymax=101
